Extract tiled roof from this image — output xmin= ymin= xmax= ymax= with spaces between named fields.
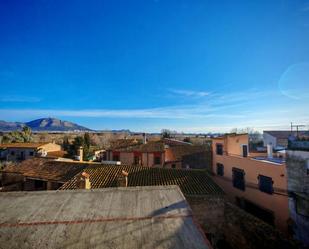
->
xmin=61 ymin=164 xmax=224 ymax=196
xmin=0 ymin=142 xmax=49 ymax=149
xmin=264 ymin=130 xmax=309 ymax=139
xmin=163 ymin=138 xmax=192 ymax=146
xmin=1 ymin=158 xmax=89 ymax=182
xmin=46 ymin=150 xmax=67 ymax=158
xmin=165 ymin=145 xmax=208 ymax=162
xmin=109 ymin=138 xmax=142 ymax=150
xmin=116 ymin=141 xmax=165 ymax=152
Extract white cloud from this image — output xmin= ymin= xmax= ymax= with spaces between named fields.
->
xmin=0 ymin=106 xmax=245 ymax=120
xmin=0 ymin=95 xmax=41 ymax=103
xmin=169 ymin=89 xmax=211 ymax=98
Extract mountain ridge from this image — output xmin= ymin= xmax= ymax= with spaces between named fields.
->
xmin=0 ymin=118 xmax=92 ymax=132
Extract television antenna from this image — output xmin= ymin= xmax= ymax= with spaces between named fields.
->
xmin=290 ymin=122 xmax=306 ymax=137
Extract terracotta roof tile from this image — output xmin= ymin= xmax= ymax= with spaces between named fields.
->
xmin=61 ymin=164 xmax=224 ymax=196
xmin=109 ymin=139 xmax=142 ymax=150
xmin=0 ymin=143 xmax=49 ymax=149
xmin=165 ymin=145 xmax=208 ymax=162
xmin=46 ymin=150 xmax=67 ymax=158
xmin=116 ymin=141 xmax=165 ymax=152
xmin=1 ymin=158 xmax=89 ymax=182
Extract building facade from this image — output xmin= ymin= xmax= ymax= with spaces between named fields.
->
xmin=212 ymin=133 xmax=289 ymax=234
xmin=286 ymin=140 xmax=309 ymax=247
xmin=0 ymin=142 xmax=61 ymax=161
xmin=105 ymin=141 xmax=165 ymax=167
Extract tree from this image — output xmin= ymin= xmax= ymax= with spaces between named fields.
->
xmin=161 ymin=129 xmax=172 ymax=138
xmin=62 ymin=136 xmax=70 ymax=152
xmin=183 ymin=137 xmax=191 ymax=143
xmin=84 ymin=133 xmax=91 ymax=148
xmin=83 ymin=133 xmax=91 ymax=160
xmin=21 ymin=126 xmax=32 ymax=142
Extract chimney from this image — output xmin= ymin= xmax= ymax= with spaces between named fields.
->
xmin=78 ymin=146 xmax=83 ymax=161
xmin=118 ymin=170 xmax=129 ymax=187
xmin=143 ymin=133 xmax=147 ymax=144
xmin=267 ymin=144 xmax=273 ymax=158
xmin=77 ymin=172 xmax=91 ymax=189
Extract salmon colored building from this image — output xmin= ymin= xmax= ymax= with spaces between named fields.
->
xmin=211 ymin=133 xmax=289 ymax=234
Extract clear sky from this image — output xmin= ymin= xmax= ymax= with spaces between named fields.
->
xmin=0 ymin=0 xmax=309 ymax=132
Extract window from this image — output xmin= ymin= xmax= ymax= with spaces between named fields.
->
xmin=216 ymin=163 xmax=224 ymax=176
xmin=134 ymin=152 xmax=142 ymax=165
xmin=154 ymin=155 xmax=161 ymax=165
xmin=34 ymin=180 xmax=47 ymax=190
xmin=134 ymin=156 xmax=141 ymax=165
xmin=242 ymin=145 xmax=248 ymax=157
xmin=113 ymin=152 xmax=120 ymax=161
xmin=10 ymin=151 xmax=15 ymax=156
xmin=216 ymin=144 xmax=223 ymax=155
xmin=172 ymin=164 xmax=176 ymax=169
xmin=29 ymin=151 xmax=34 ymax=156
xmin=258 ymin=175 xmax=273 ymax=194
xmin=232 ymin=167 xmax=245 ymax=191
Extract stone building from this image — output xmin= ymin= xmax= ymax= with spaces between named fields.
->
xmin=286 ymin=139 xmax=309 ymax=247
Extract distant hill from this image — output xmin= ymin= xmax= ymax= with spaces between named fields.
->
xmin=0 ymin=120 xmax=25 ymax=131
xmin=0 ymin=118 xmax=92 ymax=132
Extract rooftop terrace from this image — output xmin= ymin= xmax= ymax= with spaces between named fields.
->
xmin=0 ymin=186 xmax=209 ymax=249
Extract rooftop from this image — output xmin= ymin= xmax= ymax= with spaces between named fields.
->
xmin=0 ymin=186 xmax=209 ymax=249
xmin=165 ymin=145 xmax=208 ymax=162
xmin=0 ymin=142 xmax=50 ymax=149
xmin=1 ymin=158 xmax=90 ymax=182
xmin=61 ymin=164 xmax=224 ymax=196
xmin=109 ymin=138 xmax=142 ymax=150
xmin=212 ymin=133 xmax=248 ymax=139
xmin=115 ymin=141 xmax=165 ymax=152
xmin=264 ymin=130 xmax=309 ymax=139
xmin=163 ymin=138 xmax=192 ymax=146
xmin=46 ymin=150 xmax=67 ymax=158
xmin=251 ymin=156 xmax=285 ymax=165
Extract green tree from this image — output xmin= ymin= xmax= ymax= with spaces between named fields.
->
xmin=83 ymin=133 xmax=92 ymax=160
xmin=161 ymin=129 xmax=172 ymax=138
xmin=21 ymin=126 xmax=32 ymax=142
xmin=62 ymin=136 xmax=70 ymax=152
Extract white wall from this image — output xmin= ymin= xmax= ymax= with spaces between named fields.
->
xmin=263 ymin=133 xmax=277 ymax=147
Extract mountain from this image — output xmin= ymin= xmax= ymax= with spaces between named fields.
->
xmin=0 ymin=118 xmax=92 ymax=132
xmin=0 ymin=120 xmax=25 ymax=131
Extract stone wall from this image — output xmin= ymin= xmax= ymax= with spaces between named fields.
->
xmin=187 ymin=196 xmax=298 ymax=249
xmin=286 ymin=151 xmax=309 ymax=194
xmin=182 ymin=150 xmax=212 ymax=170
xmin=286 ymin=151 xmax=309 ymax=247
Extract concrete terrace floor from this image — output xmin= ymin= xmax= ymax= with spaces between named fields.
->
xmin=0 ymin=186 xmax=209 ymax=249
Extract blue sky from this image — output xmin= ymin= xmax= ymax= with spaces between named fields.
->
xmin=0 ymin=0 xmax=309 ymax=132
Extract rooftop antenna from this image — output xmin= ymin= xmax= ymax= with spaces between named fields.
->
xmin=290 ymin=122 xmax=306 ymax=137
